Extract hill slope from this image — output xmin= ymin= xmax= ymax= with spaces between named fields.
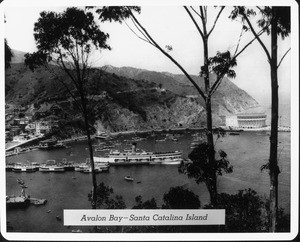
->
xmin=5 ymin=61 xmax=259 ymax=133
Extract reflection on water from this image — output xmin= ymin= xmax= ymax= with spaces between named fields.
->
xmin=6 ymin=131 xmax=290 ymax=232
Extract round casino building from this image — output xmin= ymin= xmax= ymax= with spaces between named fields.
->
xmin=237 ymin=113 xmax=267 ymax=129
xmin=221 ymin=111 xmax=267 ymax=130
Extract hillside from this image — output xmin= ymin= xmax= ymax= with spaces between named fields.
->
xmin=103 ymin=65 xmax=259 ymax=114
xmin=5 ymin=54 xmax=260 ymax=134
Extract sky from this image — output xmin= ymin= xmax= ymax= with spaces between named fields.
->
xmin=2 ymin=4 xmax=293 ymax=105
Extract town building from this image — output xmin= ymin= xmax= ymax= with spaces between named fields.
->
xmin=221 ymin=112 xmax=267 ymax=129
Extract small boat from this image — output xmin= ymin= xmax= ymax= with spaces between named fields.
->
xmin=31 ymin=199 xmax=47 ymax=206
xmin=124 ymin=176 xmax=134 ymax=181
xmin=229 ymin=132 xmax=240 ymax=136
xmin=47 ymin=210 xmax=51 ymax=213
xmin=95 ymin=131 xmax=110 ymax=140
xmin=17 ymin=179 xmax=25 ymax=185
xmin=20 ymin=185 xmax=28 ymax=188
xmin=71 ymin=229 xmax=82 ymax=233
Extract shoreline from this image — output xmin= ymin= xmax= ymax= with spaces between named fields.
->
xmin=5 ymin=125 xmax=291 ymax=156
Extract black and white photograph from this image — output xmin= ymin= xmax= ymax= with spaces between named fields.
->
xmin=1 ymin=0 xmax=298 ymax=241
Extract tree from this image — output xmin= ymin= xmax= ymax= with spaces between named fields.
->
xmin=92 ymin=6 xmax=263 ymax=206
xmin=162 ymin=186 xmax=201 ymax=209
xmin=24 ymin=7 xmax=110 ymax=208
xmin=132 ymin=195 xmax=158 ymax=209
xmin=230 ymin=6 xmax=290 ymax=232
xmin=205 ymin=189 xmax=264 ymax=232
xmin=180 ymin=142 xmax=232 ymax=205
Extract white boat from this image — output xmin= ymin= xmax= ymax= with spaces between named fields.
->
xmin=161 ymin=158 xmax=183 ymax=165
xmin=12 ymin=166 xmax=37 ymax=172
xmin=39 ymin=166 xmax=65 ymax=172
xmin=94 ymin=143 xmax=182 ymax=166
xmin=81 ymin=167 xmax=102 ymax=173
xmin=124 ymin=176 xmax=134 ymax=181
xmin=39 ymin=160 xmax=65 ymax=172
xmin=95 ymin=131 xmax=110 ymax=140
xmin=12 ymin=161 xmax=38 ymax=172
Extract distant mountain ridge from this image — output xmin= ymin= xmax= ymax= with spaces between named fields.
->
xmin=103 ymin=65 xmax=260 ymax=112
xmin=11 ymin=49 xmax=27 ymax=64
xmin=6 ymin=50 xmax=260 ymax=132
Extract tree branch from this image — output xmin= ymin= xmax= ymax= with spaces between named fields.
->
xmin=233 ymin=27 xmax=266 ymax=59
xmin=190 ymin=6 xmax=202 ymax=18
xmin=242 ymin=12 xmax=271 ymax=62
xmin=184 ymin=6 xmax=204 ymax=40
xmin=277 ymin=48 xmax=291 ymax=69
xmin=208 ymin=6 xmax=225 ymax=37
xmin=128 ymin=8 xmax=206 ymax=100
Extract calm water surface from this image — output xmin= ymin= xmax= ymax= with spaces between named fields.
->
xmin=6 ymin=131 xmax=291 ymax=232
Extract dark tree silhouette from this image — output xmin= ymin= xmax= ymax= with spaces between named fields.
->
xmin=162 ymin=186 xmax=201 ymax=209
xmin=230 ymin=6 xmax=291 ymax=232
xmin=24 ymin=7 xmax=110 ymax=208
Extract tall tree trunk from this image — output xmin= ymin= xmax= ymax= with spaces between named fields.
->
xmin=269 ymin=8 xmax=280 ymax=232
xmin=79 ymin=86 xmax=97 ymax=209
xmin=203 ymin=32 xmax=217 ymax=206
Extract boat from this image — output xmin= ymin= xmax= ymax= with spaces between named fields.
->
xmin=6 ymin=189 xmax=30 ymax=209
xmin=17 ymin=179 xmax=25 ymax=185
xmin=94 ymin=143 xmax=182 ymax=166
xmin=124 ymin=176 xmax=134 ymax=181
xmin=39 ymin=139 xmax=66 ymax=149
xmin=81 ymin=167 xmax=102 ymax=173
xmin=12 ymin=162 xmax=38 ymax=173
xmin=161 ymin=158 xmax=183 ymax=165
xmin=39 ymin=160 xmax=65 ymax=172
xmin=95 ymin=131 xmax=110 ymax=140
xmin=61 ymin=159 xmax=75 ymax=171
xmin=30 ymin=198 xmax=47 ymax=206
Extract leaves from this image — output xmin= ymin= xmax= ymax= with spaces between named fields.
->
xmin=162 ymin=186 xmax=201 ymax=209
xmin=208 ymin=51 xmax=237 ymax=79
xmin=94 ymin=6 xmax=141 ymax=23
xmin=180 ymin=142 xmax=233 ymax=185
xmin=31 ymin=7 xmax=110 ymax=64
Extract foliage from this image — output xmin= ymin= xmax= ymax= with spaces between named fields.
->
xmin=180 ymin=142 xmax=233 ymax=184
xmin=132 ymin=195 xmax=158 ymax=209
xmin=204 ymin=189 xmax=264 ymax=232
xmin=88 ymin=182 xmax=126 ymax=209
xmin=25 ymin=7 xmax=110 ymax=71
xmin=208 ymin=51 xmax=237 ymax=79
xmin=94 ymin=6 xmax=141 ymax=23
xmin=229 ymin=6 xmax=290 ymax=39
xmin=162 ymin=186 xmax=201 ymax=209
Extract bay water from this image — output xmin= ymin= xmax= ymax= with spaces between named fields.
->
xmin=6 ymin=130 xmax=291 ymax=232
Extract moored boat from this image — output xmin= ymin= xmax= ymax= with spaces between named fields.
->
xmin=39 ymin=160 xmax=65 ymax=172
xmin=94 ymin=143 xmax=182 ymax=166
xmin=39 ymin=139 xmax=66 ymax=149
xmin=6 ymin=189 xmax=30 ymax=209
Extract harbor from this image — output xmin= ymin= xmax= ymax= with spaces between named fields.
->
xmin=5 ymin=130 xmax=291 ymax=232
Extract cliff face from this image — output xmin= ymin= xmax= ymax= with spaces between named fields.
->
xmin=99 ymin=97 xmax=205 ymax=132
xmin=5 ymin=60 xmax=259 ymax=133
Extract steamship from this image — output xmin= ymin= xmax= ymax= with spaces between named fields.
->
xmin=94 ymin=143 xmax=183 ymax=166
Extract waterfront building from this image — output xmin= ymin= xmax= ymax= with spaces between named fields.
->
xmin=223 ymin=112 xmax=267 ymax=129
xmin=237 ymin=113 xmax=267 ymax=129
